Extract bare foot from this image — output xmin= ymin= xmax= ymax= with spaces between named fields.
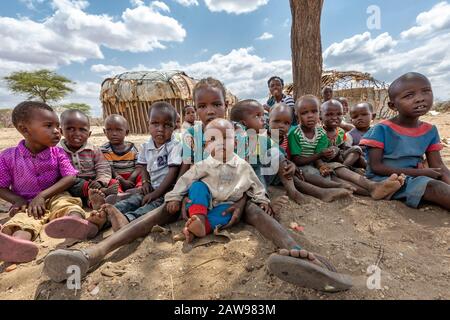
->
xmin=87 ymin=210 xmax=107 ymax=230
xmin=338 ymin=182 xmax=357 ymax=192
xmin=88 ymin=189 xmax=106 ymax=210
xmin=186 ymin=215 xmax=207 ymax=238
xmin=286 ymin=189 xmax=306 ymax=205
xmin=182 ymin=227 xmax=195 ymax=243
xmin=370 ymin=174 xmax=404 ymax=200
xmin=270 ymin=196 xmax=289 ymax=215
xmin=279 ymin=248 xmax=330 ymax=270
xmin=100 ymin=182 xmax=119 ymax=197
xmin=321 ymin=188 xmax=353 ymax=203
xmin=101 ymin=204 xmax=129 ymax=232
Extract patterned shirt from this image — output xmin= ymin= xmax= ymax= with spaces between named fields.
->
xmin=137 ymin=137 xmax=182 ymax=189
xmin=59 ymin=139 xmax=112 ymax=186
xmin=0 ymin=140 xmax=78 ymax=202
xmin=325 ymin=127 xmax=350 ymax=148
xmin=288 ymin=126 xmax=329 ymax=157
xmin=100 ymin=142 xmax=138 ymax=176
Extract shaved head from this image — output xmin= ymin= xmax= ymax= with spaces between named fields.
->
xmin=105 ymin=114 xmax=128 ymax=130
xmin=388 ymin=72 xmax=431 ymax=101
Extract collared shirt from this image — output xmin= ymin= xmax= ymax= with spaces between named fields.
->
xmin=59 ymin=139 xmax=111 ymax=186
xmin=137 ymin=138 xmax=182 ymax=189
xmin=165 ymin=154 xmax=269 ymax=208
xmin=0 ymin=140 xmax=78 ymax=202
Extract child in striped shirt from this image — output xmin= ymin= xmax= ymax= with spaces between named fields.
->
xmin=101 ymin=115 xmax=142 ymax=194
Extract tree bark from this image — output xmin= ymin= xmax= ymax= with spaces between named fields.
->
xmin=290 ymin=0 xmax=324 ymax=100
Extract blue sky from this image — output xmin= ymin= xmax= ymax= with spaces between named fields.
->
xmin=0 ymin=0 xmax=449 ymax=116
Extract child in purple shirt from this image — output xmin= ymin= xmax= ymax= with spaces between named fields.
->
xmin=0 ymin=102 xmax=98 ymax=264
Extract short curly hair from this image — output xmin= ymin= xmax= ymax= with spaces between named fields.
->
xmin=12 ymin=101 xmax=54 ymax=128
xmin=193 ymin=77 xmax=227 ymax=105
xmin=267 ymin=76 xmax=284 ymax=88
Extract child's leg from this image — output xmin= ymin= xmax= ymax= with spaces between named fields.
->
xmin=343 ymin=153 xmax=360 ymax=168
xmin=334 ymin=167 xmax=405 ymax=200
xmin=301 ymin=165 xmax=353 ymax=191
xmin=421 ymin=180 xmax=450 ymax=210
xmin=277 ymin=170 xmax=306 ymax=205
xmin=183 ymin=181 xmax=213 ymax=240
xmin=293 ymin=177 xmax=352 ymax=202
xmin=330 ymin=176 xmax=369 ymax=196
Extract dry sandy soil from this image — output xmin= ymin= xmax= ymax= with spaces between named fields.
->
xmin=0 ymin=115 xmax=449 ymax=300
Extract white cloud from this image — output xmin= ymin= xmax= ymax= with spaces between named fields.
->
xmin=0 ymin=0 xmax=186 ymax=75
xmin=256 ymin=32 xmax=273 ymax=41
xmin=401 ymin=1 xmax=450 ymax=39
xmin=161 ymin=47 xmax=291 ymax=101
xmin=204 ymin=0 xmax=269 ymax=15
xmin=173 ymin=0 xmax=199 ymax=6
xmin=19 ymin=0 xmax=45 ymax=10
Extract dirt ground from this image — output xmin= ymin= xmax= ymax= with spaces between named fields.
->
xmin=0 ymin=114 xmax=449 ymax=300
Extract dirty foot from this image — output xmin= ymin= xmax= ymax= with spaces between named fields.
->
xmin=102 ymin=204 xmax=129 ymax=232
xmin=270 ymin=196 xmax=289 ymax=215
xmin=88 ymin=189 xmax=106 ymax=210
xmin=182 ymin=227 xmax=195 ymax=243
xmin=321 ymin=188 xmax=353 ymax=203
xmin=186 ymin=215 xmax=207 ymax=238
xmin=370 ymin=174 xmax=404 ymax=200
xmin=87 ymin=210 xmax=107 ymax=230
xmin=287 ymin=190 xmax=306 ymax=205
xmin=100 ymin=182 xmax=119 ymax=197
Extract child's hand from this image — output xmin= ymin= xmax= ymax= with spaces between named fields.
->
xmin=141 ymin=193 xmax=154 ymax=205
xmin=167 ymin=201 xmax=181 ymax=215
xmin=295 ymin=168 xmax=305 ymax=181
xmin=281 ymin=161 xmax=296 ymax=180
xmin=420 ymin=168 xmax=443 ymax=179
xmin=28 ymin=195 xmax=46 ymax=219
xmin=9 ymin=199 xmax=28 ymax=217
xmin=88 ymin=180 xmax=102 ymax=190
xmin=119 ymin=178 xmax=136 ymax=190
xmin=142 ymin=182 xmax=152 ymax=195
xmin=221 ymin=202 xmax=244 ymax=230
xmin=260 ymin=203 xmax=273 ymax=216
xmin=319 ymin=165 xmax=332 ymax=177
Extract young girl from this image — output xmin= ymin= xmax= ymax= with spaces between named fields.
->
xmin=361 ymin=72 xmax=450 ymax=210
xmin=181 ymin=105 xmax=196 ymax=131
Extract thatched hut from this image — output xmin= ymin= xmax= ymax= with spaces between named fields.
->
xmin=285 ymin=70 xmax=393 ymax=118
xmin=101 ymin=70 xmax=238 ymax=134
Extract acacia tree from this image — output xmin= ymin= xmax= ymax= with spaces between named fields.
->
xmin=4 ymin=69 xmax=74 ymax=103
xmin=59 ymin=103 xmax=92 ymax=116
xmin=290 ymin=0 xmax=324 ymax=99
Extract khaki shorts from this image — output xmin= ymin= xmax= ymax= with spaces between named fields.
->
xmin=3 ymin=192 xmax=85 ymax=240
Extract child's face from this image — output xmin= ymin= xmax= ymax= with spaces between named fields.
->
xmin=269 ymin=79 xmax=283 ymax=98
xmin=149 ymin=111 xmax=175 ymax=147
xmin=205 ymin=124 xmax=235 ymax=162
xmin=243 ymin=105 xmax=265 ymax=131
xmin=61 ymin=114 xmax=91 ymax=150
xmin=322 ymin=88 xmax=333 ymax=101
xmin=184 ymin=107 xmax=196 ymax=124
xmin=350 ymin=104 xmax=374 ymax=131
xmin=321 ymin=102 xmax=343 ymax=129
xmin=21 ymin=109 xmax=61 ymax=148
xmin=194 ymin=87 xmax=226 ymax=127
xmin=297 ymin=101 xmax=319 ymax=129
xmin=389 ymin=77 xmax=433 ymax=119
xmin=269 ymin=109 xmax=292 ymax=137
xmin=340 ymin=99 xmax=349 ymax=115
xmin=104 ymin=119 xmax=128 ymax=146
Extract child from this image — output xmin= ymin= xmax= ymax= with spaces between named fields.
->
xmin=265 ymin=76 xmax=296 ymax=126
xmin=361 ymin=72 xmax=450 ymax=210
xmin=59 ymin=110 xmax=118 ymax=205
xmin=0 ymin=102 xmax=96 ymax=263
xmin=230 ymin=99 xmax=305 ymax=205
xmin=348 ymin=102 xmax=376 ymax=146
xmin=322 ymin=86 xmax=333 ymax=102
xmin=94 ymin=102 xmax=182 ymax=231
xmin=166 ymin=119 xmax=270 ymax=242
xmin=336 ymin=97 xmax=354 ymax=132
xmin=181 ymin=105 xmax=196 ymax=131
xmin=317 ymin=100 xmax=405 ymax=199
xmin=101 ymin=115 xmax=141 ymax=194
xmin=321 ymin=100 xmax=365 ymax=169
xmin=289 ymin=96 xmax=355 ymax=202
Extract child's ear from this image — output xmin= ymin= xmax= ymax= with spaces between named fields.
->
xmin=387 ymin=101 xmax=397 ymax=111
xmin=17 ymin=123 xmax=28 ymax=137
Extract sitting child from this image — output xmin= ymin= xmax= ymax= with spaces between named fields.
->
xmin=0 ymin=102 xmax=96 ymax=263
xmin=101 ymin=115 xmax=141 ymax=195
xmin=181 ymin=105 xmax=196 ymax=131
xmin=166 ymin=119 xmax=270 ymax=242
xmin=321 ymin=100 xmax=366 ymax=170
xmin=336 ymin=97 xmax=355 ymax=132
xmin=230 ymin=99 xmax=304 ymax=205
xmin=348 ymin=102 xmax=376 ymax=146
xmin=93 ymin=102 xmax=182 ymax=231
xmin=361 ymin=72 xmax=450 ymax=210
xmin=59 ymin=110 xmax=118 ymax=206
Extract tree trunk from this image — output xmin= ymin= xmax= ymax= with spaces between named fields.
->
xmin=290 ymin=0 xmax=324 ymax=100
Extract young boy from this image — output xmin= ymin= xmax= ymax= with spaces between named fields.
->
xmin=321 ymin=100 xmax=365 ymax=169
xmin=348 ymin=102 xmax=376 ymax=146
xmin=101 ymin=115 xmax=141 ymax=194
xmin=322 ymin=86 xmax=333 ymax=102
xmin=336 ymin=97 xmax=354 ymax=132
xmin=94 ymin=102 xmax=182 ymax=231
xmin=181 ymin=105 xmax=196 ymax=131
xmin=166 ymin=119 xmax=270 ymax=242
xmin=59 ymin=110 xmax=118 ymax=205
xmin=0 ymin=102 xmax=93 ymax=263
xmin=361 ymin=72 xmax=450 ymax=210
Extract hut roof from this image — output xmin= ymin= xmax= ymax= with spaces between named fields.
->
xmin=100 ymin=70 xmax=238 ymax=105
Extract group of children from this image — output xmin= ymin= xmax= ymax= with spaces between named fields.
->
xmin=1 ymin=72 xmax=449 ymax=274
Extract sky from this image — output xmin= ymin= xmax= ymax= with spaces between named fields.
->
xmin=0 ymin=0 xmax=449 ymax=116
